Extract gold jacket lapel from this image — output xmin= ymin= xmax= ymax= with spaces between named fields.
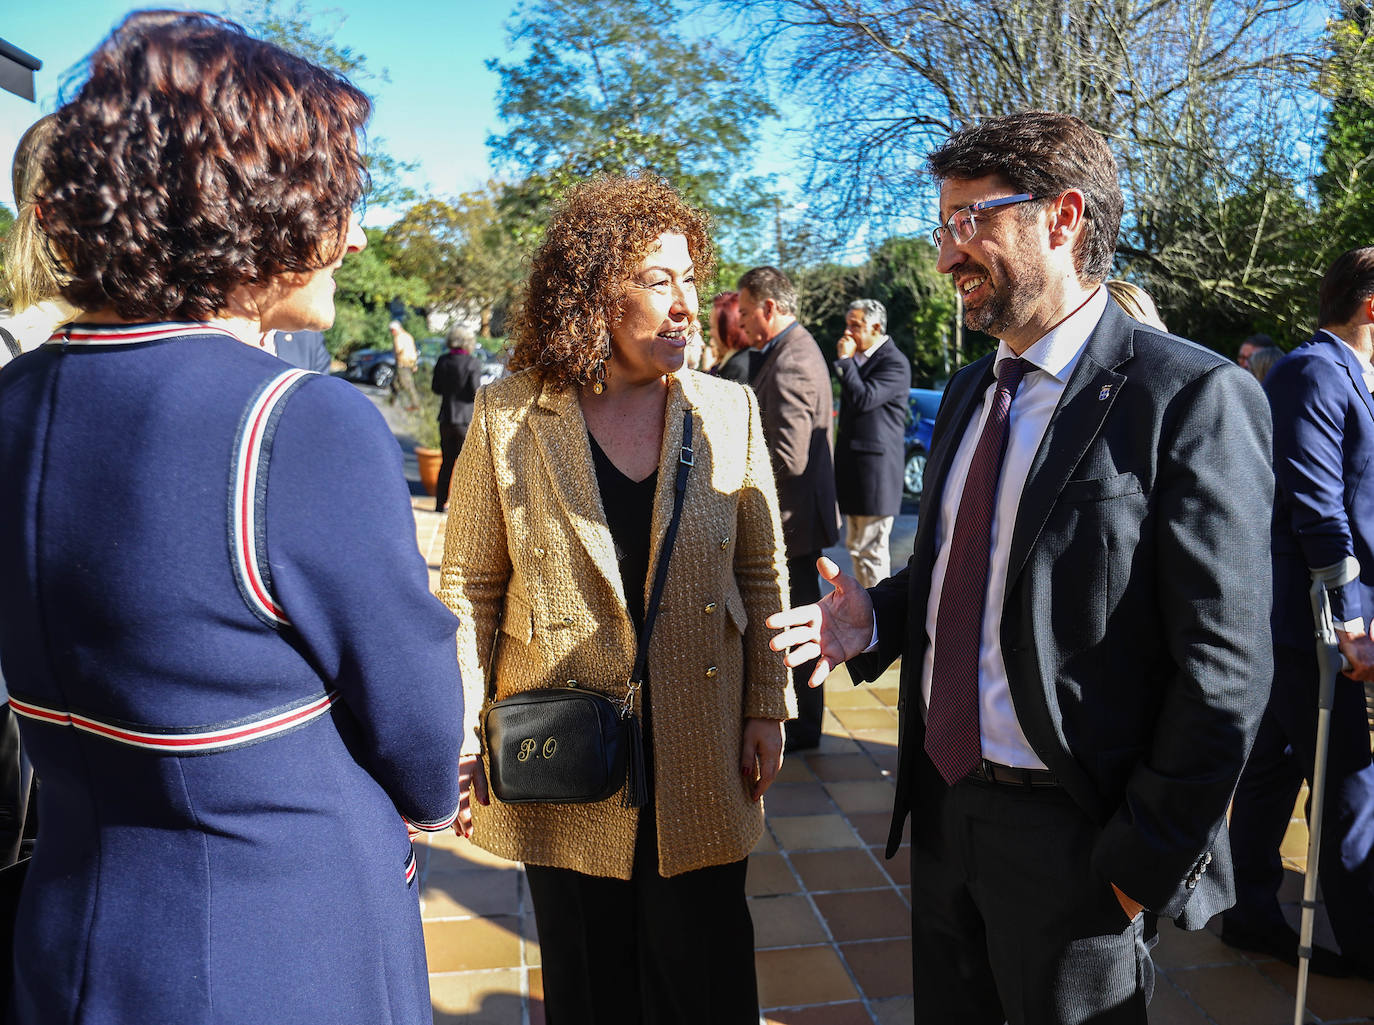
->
xmin=528 ymin=379 xmax=627 ymax=606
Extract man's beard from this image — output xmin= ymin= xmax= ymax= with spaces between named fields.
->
xmin=961 ymin=252 xmax=1046 ymax=339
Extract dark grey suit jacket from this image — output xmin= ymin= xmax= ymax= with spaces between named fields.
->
xmin=751 ymin=322 xmax=840 ymax=556
xmin=850 ymin=301 xmax=1274 ymax=929
xmin=833 ymin=339 xmax=912 ymax=517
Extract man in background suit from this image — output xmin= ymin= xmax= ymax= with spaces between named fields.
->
xmin=833 ymin=298 xmax=912 ymax=588
xmin=739 ymin=266 xmax=840 ymax=751
xmin=431 ymin=323 xmax=483 ymax=515
xmin=768 ymin=111 xmax=1273 ymax=1023
xmin=1224 ymin=247 xmax=1374 ymax=979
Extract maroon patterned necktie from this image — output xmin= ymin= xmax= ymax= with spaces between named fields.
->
xmin=924 ymin=357 xmax=1029 ymax=785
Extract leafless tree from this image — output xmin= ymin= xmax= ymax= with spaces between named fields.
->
xmin=730 ymin=0 xmax=1326 ymax=340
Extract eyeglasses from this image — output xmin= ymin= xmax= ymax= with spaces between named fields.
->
xmin=930 ymin=193 xmax=1036 ymax=248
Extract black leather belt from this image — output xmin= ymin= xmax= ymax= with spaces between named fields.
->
xmin=966 ymin=759 xmax=1059 ymax=788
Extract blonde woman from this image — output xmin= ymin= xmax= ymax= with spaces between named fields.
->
xmin=0 ymin=114 xmax=77 ymax=363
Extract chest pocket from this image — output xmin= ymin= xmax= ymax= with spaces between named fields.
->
xmin=1059 ymin=471 xmax=1144 ymax=504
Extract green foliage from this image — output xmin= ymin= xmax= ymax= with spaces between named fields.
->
xmin=488 ymin=0 xmax=777 ymax=253
xmin=231 ymin=0 xmax=419 ymax=209
xmin=791 ymin=235 xmax=961 ymax=387
xmin=0 ymin=204 xmax=13 ymax=285
xmin=324 ymin=228 xmax=431 ymax=357
xmin=386 ymin=185 xmax=526 ymax=335
xmin=1316 ymin=3 xmax=1374 ymax=273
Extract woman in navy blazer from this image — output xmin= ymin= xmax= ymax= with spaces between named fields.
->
xmin=0 ymin=14 xmax=461 ymax=1023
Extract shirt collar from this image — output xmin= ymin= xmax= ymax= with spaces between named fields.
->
xmin=993 ymin=287 xmax=1108 ymax=383
xmin=856 ymin=335 xmax=889 ymax=364
xmin=759 ymin=318 xmax=798 ymax=355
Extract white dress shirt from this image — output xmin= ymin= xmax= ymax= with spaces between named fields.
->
xmin=918 ymin=287 xmax=1109 ymax=768
xmin=853 ymin=334 xmax=889 ymax=368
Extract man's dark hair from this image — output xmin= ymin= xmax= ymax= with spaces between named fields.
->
xmin=927 ymin=110 xmax=1123 ymax=283
xmin=1318 ymin=247 xmax=1374 ymax=328
xmin=41 ymin=10 xmax=371 ymax=322
xmin=738 ymin=266 xmax=797 ymax=315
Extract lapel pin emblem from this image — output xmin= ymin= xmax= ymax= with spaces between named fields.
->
xmin=1098 ymin=385 xmax=1113 ymax=401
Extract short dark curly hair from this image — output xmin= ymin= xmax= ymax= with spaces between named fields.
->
xmin=928 ymin=110 xmax=1123 ymax=284
xmin=507 ymin=175 xmax=715 ymax=392
xmin=40 ymin=10 xmax=371 ymax=322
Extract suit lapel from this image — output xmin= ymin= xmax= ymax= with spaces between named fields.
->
xmin=644 ymin=374 xmax=694 ymax=607
xmin=1005 ymin=306 xmax=1131 ymax=586
xmin=527 ymin=379 xmax=627 ymax=606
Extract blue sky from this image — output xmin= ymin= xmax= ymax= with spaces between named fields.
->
xmin=0 ymin=2 xmax=523 ymax=221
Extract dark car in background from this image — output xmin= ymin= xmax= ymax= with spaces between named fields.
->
xmin=904 ymin=387 xmax=944 ymax=500
xmin=343 ymin=337 xmax=444 ymax=388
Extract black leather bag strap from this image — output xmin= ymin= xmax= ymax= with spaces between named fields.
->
xmin=624 ymin=408 xmax=693 ymax=712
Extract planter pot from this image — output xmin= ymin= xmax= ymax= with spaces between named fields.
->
xmin=415 ymin=445 xmax=443 ymax=498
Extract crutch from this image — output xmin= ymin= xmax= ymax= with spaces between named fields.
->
xmin=1294 ymin=557 xmax=1359 ymax=1025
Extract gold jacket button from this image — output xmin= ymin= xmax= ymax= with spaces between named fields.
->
xmin=719 ymin=536 xmax=730 ymax=550
xmin=705 ymin=665 xmax=718 ymax=678
xmin=704 ymin=602 xmax=717 ymax=614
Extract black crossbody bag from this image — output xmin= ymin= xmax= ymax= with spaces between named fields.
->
xmin=482 ymin=411 xmax=694 ymax=807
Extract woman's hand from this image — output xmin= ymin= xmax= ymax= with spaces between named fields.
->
xmin=455 ymin=753 xmax=489 ymax=838
xmin=740 ymin=717 xmax=784 ymax=801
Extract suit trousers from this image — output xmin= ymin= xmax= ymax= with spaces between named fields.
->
xmin=435 ymin=421 xmax=469 ymax=512
xmin=523 ymin=805 xmax=758 ymax=1025
xmin=909 ymin=768 xmax=1155 ymax=1025
xmin=844 ymin=514 xmax=893 ymax=589
xmin=785 ymin=551 xmax=824 ymax=748
xmin=1227 ymin=643 xmax=1374 ymax=970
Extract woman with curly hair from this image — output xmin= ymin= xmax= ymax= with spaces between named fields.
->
xmin=0 ymin=12 xmax=461 ymax=1024
xmin=437 ymin=174 xmax=792 ymax=1023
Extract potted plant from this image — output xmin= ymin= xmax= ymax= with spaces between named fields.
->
xmin=407 ymin=389 xmax=444 ymax=498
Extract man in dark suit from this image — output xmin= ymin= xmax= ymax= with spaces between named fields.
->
xmin=1225 ymin=247 xmax=1374 ymax=979
xmin=767 ymin=111 xmax=1273 ymax=1023
xmin=833 ymin=298 xmax=912 ymax=588
xmin=430 ymin=323 xmax=483 ymax=514
xmin=739 ymin=265 xmax=840 ymax=751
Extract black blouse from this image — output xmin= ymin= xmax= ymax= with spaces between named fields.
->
xmin=587 ymin=431 xmax=658 ymax=634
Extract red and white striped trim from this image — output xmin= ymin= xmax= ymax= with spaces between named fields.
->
xmin=404 ymin=849 xmax=417 ymax=886
xmin=230 ymin=368 xmax=314 ymax=626
xmin=50 ymin=322 xmax=231 ymax=346
xmin=403 ymin=806 xmax=460 ymax=834
xmin=8 ymin=690 xmax=339 ymax=754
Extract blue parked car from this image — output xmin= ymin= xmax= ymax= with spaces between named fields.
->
xmin=905 ymin=387 xmax=944 ymax=499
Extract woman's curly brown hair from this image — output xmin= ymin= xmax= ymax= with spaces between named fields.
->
xmin=507 ymin=174 xmax=715 ymax=391
xmin=39 ymin=10 xmax=371 ymax=322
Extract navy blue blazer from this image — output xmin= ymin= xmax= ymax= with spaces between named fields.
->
xmin=1266 ymin=331 xmax=1374 ymax=649
xmin=850 ymin=301 xmax=1274 ymax=929
xmin=833 ymin=339 xmax=912 ymax=517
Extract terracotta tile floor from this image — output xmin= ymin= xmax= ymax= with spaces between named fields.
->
xmin=410 ymin=499 xmax=1374 ymax=1024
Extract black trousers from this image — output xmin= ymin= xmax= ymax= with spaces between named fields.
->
xmin=909 ymin=769 xmax=1155 ymax=1025
xmin=435 ymin=421 xmax=469 ymax=512
xmin=524 ymin=807 xmax=757 ymax=1025
xmin=785 ymin=550 xmax=824 ymax=747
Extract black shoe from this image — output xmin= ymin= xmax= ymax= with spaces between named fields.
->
xmin=1219 ymin=920 xmax=1351 ymax=977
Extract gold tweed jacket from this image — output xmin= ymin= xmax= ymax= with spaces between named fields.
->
xmin=436 ymin=367 xmax=794 ymax=879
